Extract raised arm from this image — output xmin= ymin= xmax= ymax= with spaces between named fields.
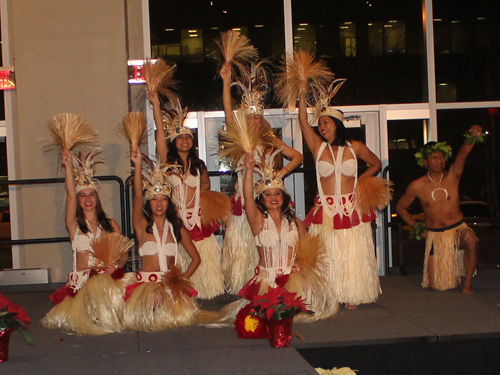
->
xmin=220 ymin=62 xmax=236 ymax=125
xmin=63 ymin=149 xmax=78 ymax=239
xmin=242 ymin=153 xmax=263 ymax=236
xmin=131 ymin=146 xmax=147 ymax=239
xmin=449 ymin=125 xmax=483 ymax=179
xmin=298 ymin=90 xmax=323 ymax=158
xmin=272 ymin=137 xmax=304 ymax=179
xmin=179 ymin=226 xmax=201 ymax=279
xmin=352 ymin=140 xmax=382 ymax=179
xmin=150 ymin=91 xmax=168 ymax=164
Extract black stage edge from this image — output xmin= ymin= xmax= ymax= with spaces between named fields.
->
xmin=298 ymin=337 xmax=500 ymax=375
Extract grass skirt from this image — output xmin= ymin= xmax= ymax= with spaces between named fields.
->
xmin=222 ymin=213 xmax=259 ymax=295
xmin=178 ymin=234 xmax=225 ymax=299
xmin=309 ymin=218 xmax=380 ymax=306
xmin=122 ymin=280 xmax=200 ymax=331
xmin=42 ymin=272 xmax=135 ymax=335
xmin=423 ymin=222 xmax=472 ymax=291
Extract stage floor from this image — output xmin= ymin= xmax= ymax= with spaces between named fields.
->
xmin=1 ymin=270 xmax=500 ymax=375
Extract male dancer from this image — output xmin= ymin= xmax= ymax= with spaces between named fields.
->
xmin=396 ymin=125 xmax=483 ymax=294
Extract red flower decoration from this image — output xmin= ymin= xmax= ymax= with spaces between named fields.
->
xmin=248 ymin=284 xmax=313 ymax=321
xmin=0 ymin=292 xmax=33 ymax=344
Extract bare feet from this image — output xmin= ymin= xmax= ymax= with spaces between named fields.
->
xmin=345 ymin=304 xmax=358 ymax=310
xmin=462 ymin=281 xmax=473 ymax=294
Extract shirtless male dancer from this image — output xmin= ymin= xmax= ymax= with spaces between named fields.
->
xmin=396 ymin=125 xmax=483 ymax=294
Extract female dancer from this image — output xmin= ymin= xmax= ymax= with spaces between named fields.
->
xmin=150 ymin=92 xmax=224 ymax=300
xmin=221 ymin=152 xmax=336 ymax=337
xmin=43 ymin=148 xmax=129 ymax=335
xmin=219 ymin=62 xmax=304 ymax=294
xmin=298 ymin=84 xmax=382 ymax=309
xmin=122 ymin=147 xmax=201 ymax=331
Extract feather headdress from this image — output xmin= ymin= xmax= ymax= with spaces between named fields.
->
xmin=218 ymin=108 xmax=274 ymax=165
xmin=143 ymin=58 xmax=178 ymax=102
xmin=231 ymin=60 xmax=272 ymax=116
xmin=162 ymin=98 xmax=193 ymax=142
xmin=253 ymin=148 xmax=285 ymax=196
xmin=45 ymin=113 xmax=99 ymax=152
xmin=216 ymin=30 xmax=258 ymax=78
xmin=141 ymin=155 xmax=182 ymax=200
xmin=90 ymin=232 xmax=133 ymax=268
xmin=312 ymin=78 xmax=347 ymax=124
xmin=276 ymin=50 xmax=335 ymax=111
xmin=118 ymin=112 xmax=148 ymax=149
xmin=71 ymin=149 xmax=103 ymax=193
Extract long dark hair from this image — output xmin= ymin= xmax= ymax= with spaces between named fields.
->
xmin=143 ymin=196 xmax=183 ymax=242
xmin=76 ymin=194 xmax=114 ymax=234
xmin=166 ymin=138 xmax=205 ymax=176
xmin=319 ymin=115 xmax=349 ymax=146
xmin=255 ymin=189 xmax=295 ymax=224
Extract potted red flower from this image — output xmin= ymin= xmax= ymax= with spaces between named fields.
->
xmin=249 ymin=282 xmax=313 ymax=348
xmin=0 ymin=292 xmax=33 ymax=362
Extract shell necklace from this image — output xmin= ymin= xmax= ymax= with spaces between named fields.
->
xmin=427 ymin=172 xmax=448 ymax=201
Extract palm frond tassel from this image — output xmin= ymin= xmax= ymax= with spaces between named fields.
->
xmin=118 ymin=112 xmax=148 ymax=149
xmin=276 ymin=50 xmax=335 ymax=110
xmin=143 ymin=58 xmax=178 ymax=101
xmin=45 ymin=113 xmax=99 ymax=152
xmin=216 ymin=30 xmax=258 ymax=77
xmin=218 ymin=109 xmax=274 ymax=164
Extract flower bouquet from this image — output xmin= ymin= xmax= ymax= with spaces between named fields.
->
xmin=249 ymin=278 xmax=313 ymax=347
xmin=0 ymin=292 xmax=33 ymax=362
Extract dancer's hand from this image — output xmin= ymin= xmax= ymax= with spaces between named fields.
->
xmin=244 ymin=153 xmax=255 ymax=170
xmin=470 ymin=124 xmax=482 ymax=137
xmin=149 ymin=90 xmax=159 ymax=106
xmin=104 ymin=265 xmax=116 ymax=275
xmin=61 ymin=149 xmax=71 ymax=167
xmin=220 ymin=62 xmax=231 ymax=82
xmin=130 ymin=145 xmax=141 ymax=166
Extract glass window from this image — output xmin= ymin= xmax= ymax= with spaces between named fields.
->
xmin=433 ymin=1 xmax=500 ymax=102
xmin=292 ymin=0 xmax=425 ymax=105
xmin=149 ymin=0 xmax=285 ymax=111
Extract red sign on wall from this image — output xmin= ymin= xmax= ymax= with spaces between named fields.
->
xmin=127 ymin=59 xmax=158 ymax=84
xmin=0 ymin=68 xmax=15 ymax=90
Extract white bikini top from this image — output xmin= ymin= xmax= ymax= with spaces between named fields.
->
xmin=316 ymin=142 xmax=358 ymax=218
xmin=71 ymin=221 xmax=102 ymax=271
xmin=184 ymin=174 xmax=198 ymax=188
xmin=317 ymin=159 xmax=356 ymax=178
xmin=254 ymin=216 xmax=298 ymax=270
xmin=138 ymin=221 xmax=177 ymax=273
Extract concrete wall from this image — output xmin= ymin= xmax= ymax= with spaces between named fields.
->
xmin=3 ymin=0 xmax=146 ymax=281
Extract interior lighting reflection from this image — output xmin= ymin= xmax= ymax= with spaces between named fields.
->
xmin=165 ymin=28 xmax=174 ymax=31
xmin=299 ymin=23 xmax=308 ymax=26
xmin=189 ymin=34 xmax=199 ymax=37
xmin=232 ymin=28 xmax=241 ymax=31
xmin=188 ymin=30 xmax=197 ymax=33
xmin=255 ymin=25 xmax=264 ymax=27
xmin=297 ymin=28 xmax=306 ymax=31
